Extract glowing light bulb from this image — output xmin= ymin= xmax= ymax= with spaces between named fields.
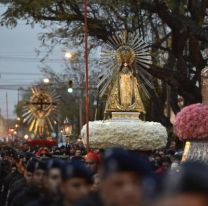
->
xmin=65 ymin=52 xmax=73 ymax=59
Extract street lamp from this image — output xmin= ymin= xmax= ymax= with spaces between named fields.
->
xmin=43 ymin=78 xmax=50 ymax=84
xmin=65 ymin=52 xmax=73 ymax=59
xmin=93 ymin=99 xmax=97 ymax=106
xmin=63 ymin=118 xmax=72 ymax=136
xmin=63 ymin=118 xmax=73 ymax=144
xmin=67 ymin=80 xmax=73 ymax=93
xmin=24 ymin=134 xmax=29 ymax=140
xmin=67 ymin=88 xmax=73 ymax=93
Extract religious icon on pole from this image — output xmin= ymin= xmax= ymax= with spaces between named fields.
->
xmin=22 ymin=87 xmax=59 ymax=137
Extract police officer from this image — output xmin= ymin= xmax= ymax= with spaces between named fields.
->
xmin=53 ymin=161 xmax=93 ymax=206
xmin=11 ymin=159 xmax=47 ymax=206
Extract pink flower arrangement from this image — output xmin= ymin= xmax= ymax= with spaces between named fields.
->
xmin=174 ymin=103 xmax=208 ymax=141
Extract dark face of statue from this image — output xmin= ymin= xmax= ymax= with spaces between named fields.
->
xmin=121 ymin=65 xmax=131 ymax=74
xmin=116 ymin=45 xmax=136 ymax=66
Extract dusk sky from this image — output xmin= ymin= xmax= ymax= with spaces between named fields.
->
xmin=0 ymin=7 xmax=65 ymax=118
xmin=0 ymin=4 xmax=101 ymax=120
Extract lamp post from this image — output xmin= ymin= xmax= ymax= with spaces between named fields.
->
xmin=43 ymin=78 xmax=50 ymax=84
xmin=63 ymin=118 xmax=73 ymax=144
xmin=65 ymin=52 xmax=73 ymax=59
xmin=67 ymin=80 xmax=73 ymax=93
xmin=24 ymin=134 xmax=29 ymax=141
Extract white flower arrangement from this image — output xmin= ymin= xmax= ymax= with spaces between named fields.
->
xmin=81 ymin=120 xmax=168 ymax=151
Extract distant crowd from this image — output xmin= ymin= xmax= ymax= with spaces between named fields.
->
xmin=0 ymin=141 xmax=207 ymax=206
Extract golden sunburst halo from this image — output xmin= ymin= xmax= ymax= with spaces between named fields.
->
xmin=22 ymin=87 xmax=59 ymax=137
xmin=98 ymin=31 xmax=153 ymax=98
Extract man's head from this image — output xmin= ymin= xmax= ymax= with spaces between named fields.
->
xmin=11 ymin=164 xmax=17 ymax=173
xmin=75 ymin=149 xmax=82 ymax=157
xmin=25 ymin=152 xmax=35 ymax=162
xmin=161 ymin=157 xmax=172 ymax=170
xmin=85 ymin=151 xmax=100 ymax=174
xmin=69 ymin=147 xmax=75 ymax=155
xmin=45 ymin=159 xmax=63 ymax=193
xmin=158 ymin=161 xmax=208 ymax=206
xmin=100 ymin=148 xmax=152 ymax=206
xmin=24 ymin=159 xmax=38 ymax=184
xmin=60 ymin=161 xmax=93 ymax=204
xmin=32 ymin=160 xmax=46 ymax=189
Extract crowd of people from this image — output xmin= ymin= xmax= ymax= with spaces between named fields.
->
xmin=0 ymin=142 xmax=207 ymax=206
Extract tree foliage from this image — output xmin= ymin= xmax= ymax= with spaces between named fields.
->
xmin=1 ymin=0 xmax=208 ymax=126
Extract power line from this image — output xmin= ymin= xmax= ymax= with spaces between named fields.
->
xmin=0 ymin=83 xmax=35 ymax=86
xmin=0 ymin=78 xmax=41 ymax=80
xmin=0 ymin=72 xmax=42 ymax=76
xmin=0 ymin=51 xmax=62 ymax=53
xmin=0 ymin=56 xmax=65 ymax=63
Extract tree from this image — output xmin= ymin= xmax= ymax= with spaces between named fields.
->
xmin=1 ymin=0 xmax=208 ymax=126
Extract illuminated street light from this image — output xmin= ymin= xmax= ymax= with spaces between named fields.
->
xmin=17 ymin=117 xmax=21 ymax=121
xmin=67 ymin=88 xmax=73 ymax=93
xmin=15 ymin=124 xmax=19 ymax=128
xmin=93 ymin=100 xmax=97 ymax=106
xmin=24 ymin=134 xmax=29 ymax=140
xmin=67 ymin=80 xmax=73 ymax=93
xmin=65 ymin=51 xmax=73 ymax=59
xmin=43 ymin=78 xmax=50 ymax=84
xmin=62 ymin=118 xmax=73 ymax=144
xmin=63 ymin=118 xmax=73 ymax=136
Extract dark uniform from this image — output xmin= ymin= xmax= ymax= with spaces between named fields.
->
xmin=0 ymin=171 xmax=21 ymax=206
xmin=7 ymin=178 xmax=27 ymax=206
xmin=10 ymin=159 xmax=48 ymax=206
xmin=10 ymin=185 xmax=43 ymax=206
xmin=25 ymin=192 xmax=61 ymax=206
xmin=75 ymin=192 xmax=104 ymax=206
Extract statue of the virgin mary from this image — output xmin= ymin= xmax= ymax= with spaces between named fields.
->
xmin=105 ymin=46 xmax=145 ymax=114
xmin=98 ymin=31 xmax=152 ymax=117
xmin=81 ymin=32 xmax=168 ymax=150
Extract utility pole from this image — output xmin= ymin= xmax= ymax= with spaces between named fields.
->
xmin=79 ymin=97 xmax=83 ymax=133
xmin=17 ymin=88 xmax=20 ymax=103
xmin=166 ymin=84 xmax=171 ymax=119
xmin=6 ymin=92 xmax=9 ymax=132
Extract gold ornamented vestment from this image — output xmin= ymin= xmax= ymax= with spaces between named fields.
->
xmin=105 ymin=67 xmax=145 ymax=114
